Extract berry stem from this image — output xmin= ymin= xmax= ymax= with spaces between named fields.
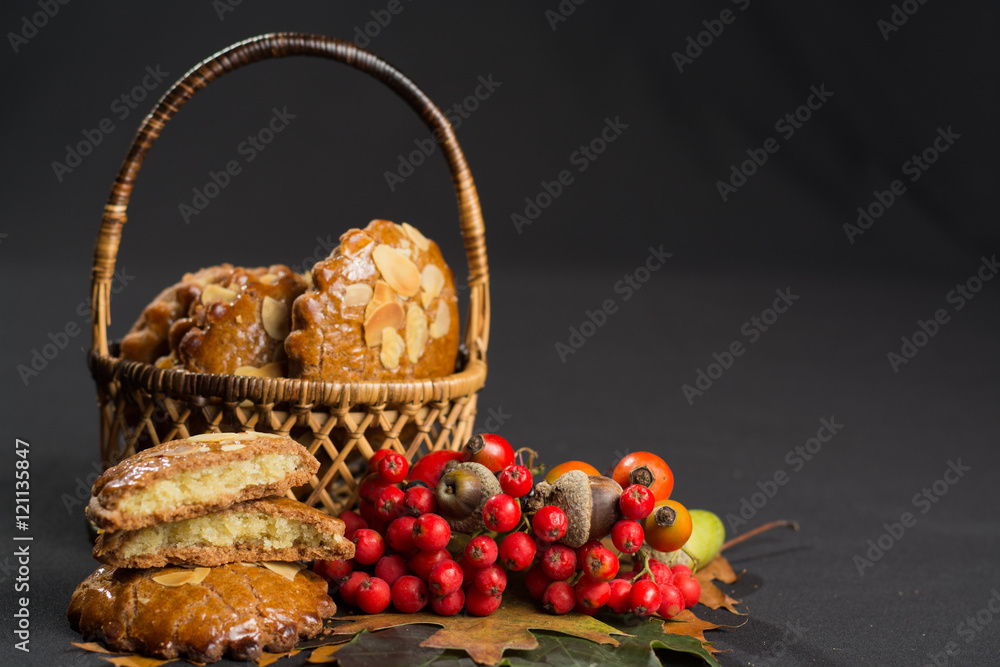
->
xmin=721 ymin=519 xmax=800 ymax=552
xmin=629 ymin=549 xmax=655 ymax=584
xmin=514 ymin=447 xmax=540 ymax=469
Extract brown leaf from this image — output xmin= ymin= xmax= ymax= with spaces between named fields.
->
xmin=256 ymin=649 xmax=299 ymax=666
xmin=695 ymin=554 xmax=745 ymax=614
xmin=661 ymin=608 xmax=732 ymax=655
xmin=307 ymin=644 xmax=344 ymax=663
xmin=331 ymin=589 xmax=629 ymax=665
xmin=100 ymin=655 xmax=176 ymax=667
xmin=71 ymin=641 xmax=116 ymax=654
xmin=696 ymin=554 xmax=741 ymax=585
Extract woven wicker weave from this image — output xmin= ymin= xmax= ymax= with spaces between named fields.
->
xmin=87 ymin=33 xmax=490 ymax=515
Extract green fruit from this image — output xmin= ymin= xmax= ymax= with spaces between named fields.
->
xmin=683 ymin=509 xmax=726 ymax=570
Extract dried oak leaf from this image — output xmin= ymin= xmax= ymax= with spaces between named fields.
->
xmin=695 ymin=555 xmax=745 ymax=615
xmin=660 ymin=608 xmax=745 ymax=656
xmin=256 ymin=649 xmax=299 ymax=666
xmin=71 ymin=641 xmax=116 ymax=654
xmin=330 ymin=590 xmax=629 ymax=665
xmin=100 ymin=655 xmax=177 ymax=667
xmin=306 ymin=643 xmax=346 ymax=664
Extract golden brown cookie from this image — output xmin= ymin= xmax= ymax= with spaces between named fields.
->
xmin=67 ymin=562 xmax=335 ymax=663
xmin=119 ymin=264 xmax=236 ymax=365
xmin=286 ymin=219 xmax=460 ymax=381
xmin=86 ymin=432 xmax=319 ymax=532
xmin=174 ymin=264 xmax=308 ymax=375
xmin=94 ymin=496 xmax=355 ymax=568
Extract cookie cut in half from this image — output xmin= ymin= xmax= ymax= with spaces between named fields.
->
xmin=93 ymin=496 xmax=355 ymax=568
xmin=67 ymin=561 xmax=335 ymax=663
xmin=87 ymin=432 xmax=319 ymax=532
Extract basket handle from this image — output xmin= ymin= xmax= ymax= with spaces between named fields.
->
xmin=90 ymin=32 xmax=490 ymax=364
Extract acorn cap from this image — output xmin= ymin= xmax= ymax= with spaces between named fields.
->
xmin=526 ymin=470 xmax=623 ymax=548
xmin=436 ymin=461 xmax=501 ymax=533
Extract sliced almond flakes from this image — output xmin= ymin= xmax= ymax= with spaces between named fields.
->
xmin=402 ymin=222 xmax=431 ymax=251
xmin=364 ymin=301 xmax=405 ymax=347
xmin=200 ymin=284 xmax=239 ymax=305
xmin=344 ymin=283 xmax=374 ymax=308
xmin=372 ymin=244 xmax=420 ymax=297
xmin=260 ymin=561 xmax=303 ymax=581
xmin=429 ymin=299 xmax=451 ymax=339
xmin=405 ymin=306 xmax=428 ymax=363
xmin=189 ymin=432 xmax=240 ymax=442
xmin=261 ymin=296 xmax=290 ymax=340
xmin=234 ymin=362 xmax=284 ymax=378
xmin=380 ymin=327 xmax=405 ymax=370
xmin=419 ymin=264 xmax=445 ymax=308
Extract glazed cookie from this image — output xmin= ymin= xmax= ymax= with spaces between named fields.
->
xmin=68 ymin=562 xmax=335 ymax=663
xmin=94 ymin=496 xmax=355 ymax=568
xmin=286 ymin=219 xmax=460 ymax=381
xmin=86 ymin=432 xmax=319 ymax=532
xmin=119 ymin=264 xmax=236 ymax=365
xmin=173 ymin=264 xmax=308 ymax=375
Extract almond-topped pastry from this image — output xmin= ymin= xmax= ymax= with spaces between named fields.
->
xmin=285 ymin=219 xmax=460 ymax=382
xmin=93 ymin=496 xmax=355 ymax=568
xmin=173 ymin=264 xmax=308 ymax=374
xmin=86 ymin=432 xmax=318 ymax=532
xmin=67 ymin=561 xmax=335 ymax=663
xmin=119 ymin=264 xmax=237 ymax=365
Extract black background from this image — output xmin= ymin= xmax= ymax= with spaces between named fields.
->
xmin=2 ymin=1 xmax=999 ymax=665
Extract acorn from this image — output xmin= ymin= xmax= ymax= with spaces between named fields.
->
xmin=524 ymin=470 xmax=623 ymax=548
xmin=435 ymin=461 xmax=502 ymax=533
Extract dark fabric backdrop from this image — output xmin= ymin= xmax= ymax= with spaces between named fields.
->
xmin=2 ymin=2 xmax=998 ymax=666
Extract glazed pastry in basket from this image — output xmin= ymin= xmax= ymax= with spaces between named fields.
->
xmin=285 ymin=219 xmax=460 ymax=381
xmin=93 ymin=496 xmax=355 ymax=568
xmin=119 ymin=264 xmax=236 ymax=365
xmin=86 ymin=432 xmax=318 ymax=532
xmin=172 ymin=264 xmax=308 ymax=374
xmin=67 ymin=561 xmax=335 ymax=663
xmin=119 ymin=263 xmax=307 ymax=375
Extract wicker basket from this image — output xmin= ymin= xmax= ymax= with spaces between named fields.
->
xmin=87 ymin=33 xmax=490 ymax=515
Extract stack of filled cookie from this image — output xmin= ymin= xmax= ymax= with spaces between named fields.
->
xmin=67 ymin=432 xmax=355 ymax=663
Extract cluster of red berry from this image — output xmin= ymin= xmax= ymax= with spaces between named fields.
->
xmin=312 ymin=435 xmax=699 ymax=620
xmin=526 ymin=484 xmax=701 ymax=618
